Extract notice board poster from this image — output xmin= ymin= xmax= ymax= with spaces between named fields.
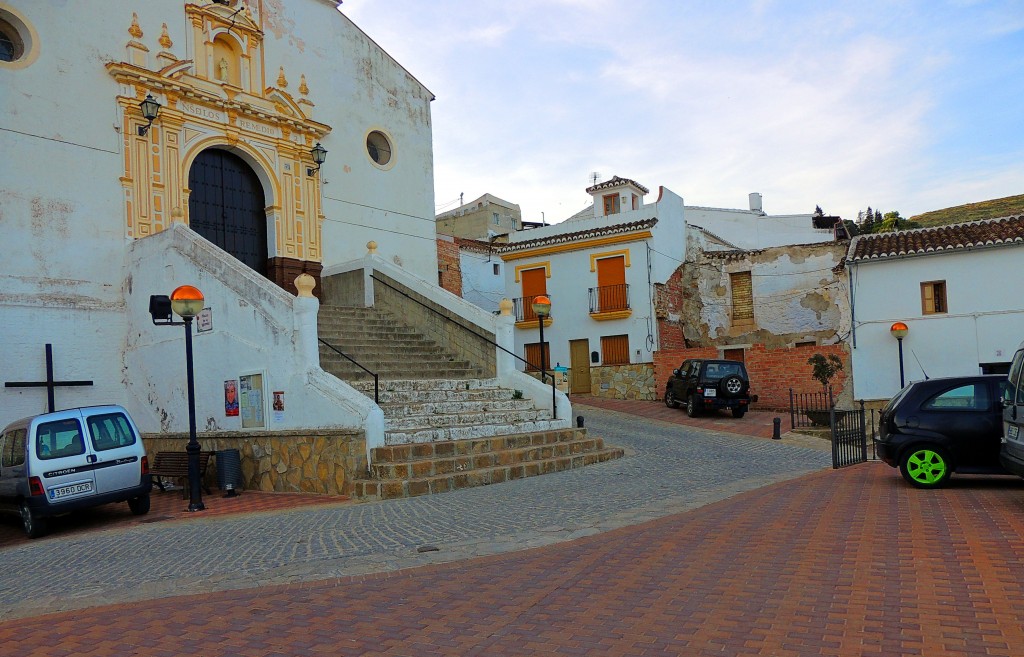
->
xmin=239 ymin=372 xmax=265 ymax=429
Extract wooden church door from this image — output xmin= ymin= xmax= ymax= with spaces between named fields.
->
xmin=188 ymin=149 xmax=269 ymax=276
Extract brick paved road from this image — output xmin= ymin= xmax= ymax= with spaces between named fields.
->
xmin=6 ymin=462 xmax=1024 ymax=655
xmin=0 ymin=407 xmax=829 ymax=622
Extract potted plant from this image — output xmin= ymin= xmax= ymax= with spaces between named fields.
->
xmin=805 ymin=353 xmax=843 ymax=426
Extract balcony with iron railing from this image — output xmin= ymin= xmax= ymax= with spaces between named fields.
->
xmin=512 ymin=294 xmax=554 ymax=327
xmin=589 ymin=284 xmax=631 ymax=320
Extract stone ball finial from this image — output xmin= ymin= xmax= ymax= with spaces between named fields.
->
xmin=294 ymin=273 xmax=316 ymax=298
xmin=499 ymin=298 xmax=513 ymax=316
xmin=171 ymin=207 xmax=184 ymax=223
xmin=367 ymin=241 xmax=378 ymax=255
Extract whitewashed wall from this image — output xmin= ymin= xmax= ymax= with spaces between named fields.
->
xmin=506 ymin=188 xmax=686 ymax=369
xmin=460 ymin=250 xmax=505 ymax=313
xmin=685 ymin=208 xmax=833 ymax=249
xmin=848 ymin=244 xmax=1024 ymax=400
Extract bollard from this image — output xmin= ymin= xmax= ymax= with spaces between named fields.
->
xmin=772 ymin=417 xmax=782 ymax=440
xmin=576 ymin=415 xmax=585 ymax=428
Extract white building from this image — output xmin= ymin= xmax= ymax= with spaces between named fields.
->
xmin=456 ymin=238 xmax=506 ymax=314
xmin=0 ymin=1 xmax=445 ymax=435
xmin=846 ymin=216 xmax=1024 ymax=401
xmin=498 ymin=177 xmax=686 ymax=395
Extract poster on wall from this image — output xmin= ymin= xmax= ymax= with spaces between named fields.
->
xmin=239 ymin=372 xmax=265 ymax=429
xmin=272 ymin=391 xmax=285 ymax=424
xmin=224 ymin=380 xmax=239 ymax=417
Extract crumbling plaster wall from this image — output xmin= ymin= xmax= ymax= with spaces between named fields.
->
xmin=674 ymin=235 xmax=849 ymax=349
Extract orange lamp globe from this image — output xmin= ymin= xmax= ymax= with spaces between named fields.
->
xmin=170 ymin=285 xmax=205 ymax=319
xmin=532 ymin=295 xmax=551 ymax=316
xmin=890 ymin=321 xmax=909 ymax=339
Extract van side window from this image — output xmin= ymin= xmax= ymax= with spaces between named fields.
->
xmin=1009 ymin=349 xmax=1024 ymax=405
xmin=87 ymin=413 xmax=137 ymax=451
xmin=36 ymin=419 xmax=85 ymax=460
xmin=3 ymin=429 xmax=26 ymax=467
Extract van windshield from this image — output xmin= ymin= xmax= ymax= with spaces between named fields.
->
xmin=36 ymin=419 xmax=85 ymax=460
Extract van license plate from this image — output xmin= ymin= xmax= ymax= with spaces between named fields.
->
xmin=49 ymin=482 xmax=94 ymax=500
xmin=1011 ymin=424 xmax=1020 ymax=440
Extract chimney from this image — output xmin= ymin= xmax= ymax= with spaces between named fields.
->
xmin=748 ymin=192 xmax=763 ymax=213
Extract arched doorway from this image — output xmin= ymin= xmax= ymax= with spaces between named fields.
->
xmin=187 ymin=148 xmax=269 ymax=276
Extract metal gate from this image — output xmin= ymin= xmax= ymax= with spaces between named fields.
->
xmin=831 ymin=401 xmax=868 ymax=468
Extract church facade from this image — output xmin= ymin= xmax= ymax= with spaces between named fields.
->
xmin=1 ymin=0 xmax=439 ymax=436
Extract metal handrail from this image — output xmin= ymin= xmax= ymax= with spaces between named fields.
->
xmin=318 ymin=338 xmax=379 ymax=404
xmin=370 ymin=273 xmax=558 ymax=419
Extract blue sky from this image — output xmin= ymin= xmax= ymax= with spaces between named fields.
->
xmin=342 ymin=0 xmax=1024 ymax=224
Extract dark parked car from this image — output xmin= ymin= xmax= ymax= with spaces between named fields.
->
xmin=875 ymin=375 xmax=1009 ymax=488
xmin=663 ymin=359 xmax=757 ymax=418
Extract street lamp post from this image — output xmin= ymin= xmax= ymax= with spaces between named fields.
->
xmin=890 ymin=321 xmax=909 ymax=389
xmin=531 ymin=295 xmax=555 ymax=419
xmin=170 ymin=285 xmax=206 ymax=512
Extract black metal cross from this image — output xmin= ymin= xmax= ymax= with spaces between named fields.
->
xmin=4 ymin=344 xmax=94 ymax=413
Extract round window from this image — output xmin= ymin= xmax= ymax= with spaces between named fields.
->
xmin=0 ymin=17 xmax=24 ymax=62
xmin=366 ymin=130 xmax=393 ymax=167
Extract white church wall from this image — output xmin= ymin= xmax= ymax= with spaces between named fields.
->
xmin=124 ymin=225 xmax=380 ymax=438
xmin=276 ymin=2 xmax=439 ymax=279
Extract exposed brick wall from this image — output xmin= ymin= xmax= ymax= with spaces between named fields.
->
xmin=654 ymin=267 xmax=689 ymax=351
xmin=653 ymin=343 xmax=850 ymax=410
xmin=436 ymin=236 xmax=462 ymax=296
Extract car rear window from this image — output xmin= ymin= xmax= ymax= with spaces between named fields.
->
xmin=882 ymin=385 xmax=913 ymax=414
xmin=35 ymin=419 xmax=85 ymax=460
xmin=86 ymin=413 xmax=137 ymax=452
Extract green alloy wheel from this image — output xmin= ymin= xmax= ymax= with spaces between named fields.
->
xmin=900 ymin=447 xmax=951 ymax=488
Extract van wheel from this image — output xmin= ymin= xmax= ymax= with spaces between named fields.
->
xmin=128 ymin=495 xmax=151 ymax=516
xmin=732 ymin=407 xmax=746 ymax=418
xmin=686 ymin=395 xmax=701 ymax=418
xmin=20 ymin=501 xmax=48 ymax=539
xmin=664 ymin=388 xmax=680 ymax=409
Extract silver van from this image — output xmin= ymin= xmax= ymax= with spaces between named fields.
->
xmin=999 ymin=341 xmax=1024 ymax=478
xmin=0 ymin=405 xmax=151 ymax=538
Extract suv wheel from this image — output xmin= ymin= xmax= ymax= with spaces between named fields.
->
xmin=20 ymin=501 xmax=48 ymax=539
xmin=900 ymin=446 xmax=951 ymax=488
xmin=721 ymin=375 xmax=747 ymax=398
xmin=686 ymin=395 xmax=701 ymax=418
xmin=664 ymin=388 xmax=680 ymax=409
xmin=732 ymin=407 xmax=746 ymax=418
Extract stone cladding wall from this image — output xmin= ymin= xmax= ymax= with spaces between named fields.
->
xmin=143 ymin=429 xmax=366 ymax=496
xmin=589 ymin=364 xmax=658 ymax=400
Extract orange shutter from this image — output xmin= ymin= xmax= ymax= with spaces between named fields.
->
xmin=596 ymin=256 xmax=627 ymax=312
xmin=521 ymin=268 xmax=547 ymax=321
xmin=525 ymin=342 xmax=550 ymax=372
xmin=601 ymin=335 xmax=629 ymax=365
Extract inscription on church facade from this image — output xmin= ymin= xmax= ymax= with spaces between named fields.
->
xmin=238 ymin=118 xmax=280 ymax=138
xmin=181 ymin=102 xmax=226 ymax=122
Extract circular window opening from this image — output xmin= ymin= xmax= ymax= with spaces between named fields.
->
xmin=366 ymin=131 xmax=393 ymax=166
xmin=0 ymin=17 xmax=24 ymax=62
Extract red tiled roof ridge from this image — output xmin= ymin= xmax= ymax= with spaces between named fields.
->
xmin=497 ymin=218 xmax=658 ymax=253
xmin=585 ymin=175 xmax=650 ymax=195
xmin=848 ymin=215 xmax=1024 ymax=262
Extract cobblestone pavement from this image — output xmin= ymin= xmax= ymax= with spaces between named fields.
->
xmin=0 ymin=406 xmax=830 ymax=622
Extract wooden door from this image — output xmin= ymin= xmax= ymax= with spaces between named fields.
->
xmin=570 ymin=339 xmax=591 ymax=394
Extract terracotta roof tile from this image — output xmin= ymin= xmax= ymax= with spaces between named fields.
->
xmin=497 ymin=218 xmax=658 ymax=253
xmin=848 ymin=215 xmax=1024 ymax=262
xmin=585 ymin=175 xmax=650 ymax=195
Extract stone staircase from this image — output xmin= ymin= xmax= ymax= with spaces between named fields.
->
xmin=318 ymin=305 xmax=483 ymax=380
xmin=352 ymin=428 xmax=625 ymax=501
xmin=317 ymin=305 xmax=623 ymax=499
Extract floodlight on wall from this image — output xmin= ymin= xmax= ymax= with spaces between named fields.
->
xmin=138 ymin=94 xmax=161 ymax=136
xmin=308 ymin=142 xmax=328 ymax=176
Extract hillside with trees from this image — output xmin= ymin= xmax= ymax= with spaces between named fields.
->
xmin=908 ymin=194 xmax=1024 ymax=227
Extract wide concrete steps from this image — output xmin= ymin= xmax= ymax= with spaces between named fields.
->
xmin=349 ymin=378 xmax=560 ymax=444
xmin=353 ymin=428 xmax=624 ymax=501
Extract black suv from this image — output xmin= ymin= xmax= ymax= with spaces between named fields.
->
xmin=664 ymin=359 xmax=757 ymax=418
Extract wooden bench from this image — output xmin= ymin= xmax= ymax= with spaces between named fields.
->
xmin=149 ymin=451 xmax=215 ymax=498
